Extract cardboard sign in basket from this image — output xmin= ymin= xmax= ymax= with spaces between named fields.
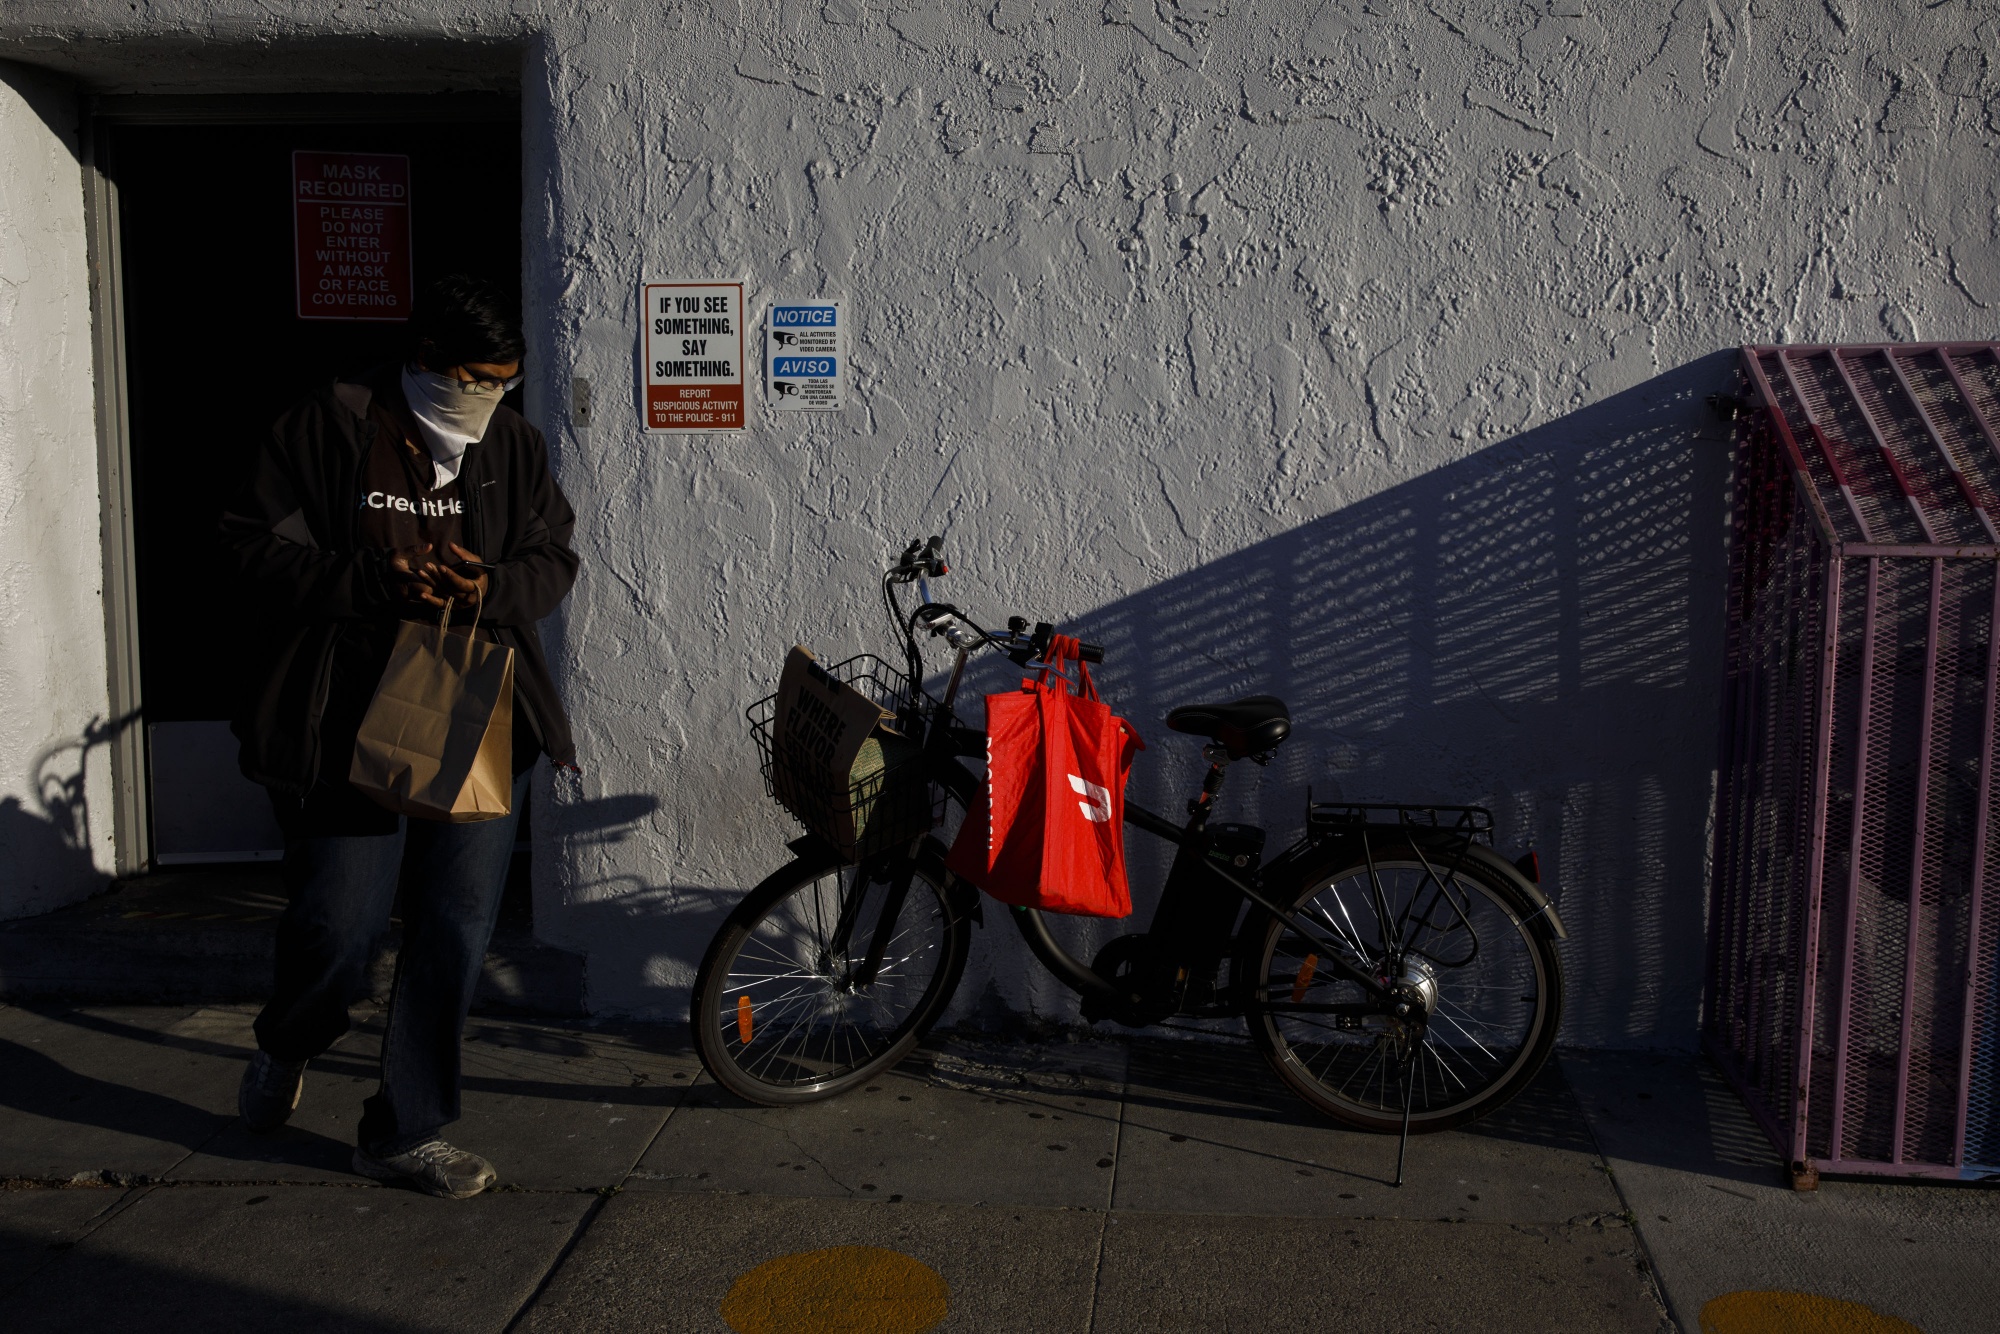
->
xmin=770 ymin=647 xmax=928 ymax=860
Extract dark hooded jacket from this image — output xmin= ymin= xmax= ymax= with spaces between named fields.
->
xmin=220 ymin=367 xmax=577 ymax=800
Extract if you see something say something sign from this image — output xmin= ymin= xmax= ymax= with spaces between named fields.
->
xmin=766 ymin=299 xmax=844 ymax=412
xmin=641 ymin=280 xmax=745 ymax=432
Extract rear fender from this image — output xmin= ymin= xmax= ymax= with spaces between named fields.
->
xmin=1452 ymin=842 xmax=1567 ymax=941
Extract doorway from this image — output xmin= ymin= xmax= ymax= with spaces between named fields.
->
xmin=105 ymin=102 xmax=522 ymax=864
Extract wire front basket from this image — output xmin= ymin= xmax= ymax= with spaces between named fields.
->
xmin=746 ymin=653 xmax=942 ymax=864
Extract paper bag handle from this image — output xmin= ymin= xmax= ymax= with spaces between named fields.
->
xmin=430 ymin=580 xmax=483 ymax=653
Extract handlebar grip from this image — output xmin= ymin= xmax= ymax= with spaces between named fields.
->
xmin=1022 ymin=622 xmax=1104 ymax=664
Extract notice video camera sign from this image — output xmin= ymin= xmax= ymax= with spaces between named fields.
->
xmin=767 ymin=299 xmax=844 ymax=411
xmin=641 ymin=280 xmax=746 ymax=432
xmin=292 ymin=151 xmax=412 ymax=321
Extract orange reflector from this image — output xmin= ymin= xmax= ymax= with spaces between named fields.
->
xmin=736 ymin=994 xmax=753 ymax=1044
xmin=1292 ymin=953 xmax=1319 ymax=1002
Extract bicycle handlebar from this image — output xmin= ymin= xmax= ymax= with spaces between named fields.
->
xmin=1028 ymin=621 xmax=1105 ymax=664
xmin=914 ymin=603 xmax=1103 ymax=665
xmin=890 ymin=538 xmax=1105 ymax=669
xmin=888 ymin=535 xmax=947 ymax=583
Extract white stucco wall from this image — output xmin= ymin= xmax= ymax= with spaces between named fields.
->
xmin=0 ymin=60 xmax=114 ymax=920
xmin=6 ymin=2 xmax=2000 ymax=1042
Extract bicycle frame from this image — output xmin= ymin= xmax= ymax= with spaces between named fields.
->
xmin=912 ymin=617 xmax=1406 ymax=1011
xmin=826 ymin=549 xmax=1563 ymax=1027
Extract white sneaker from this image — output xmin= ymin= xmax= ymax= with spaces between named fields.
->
xmin=351 ymin=1139 xmax=497 ymax=1199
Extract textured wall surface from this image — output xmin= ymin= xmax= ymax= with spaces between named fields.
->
xmin=7 ymin=1 xmax=2000 ymax=1040
xmin=0 ymin=61 xmax=114 ymax=920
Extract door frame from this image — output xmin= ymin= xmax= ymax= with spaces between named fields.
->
xmin=82 ymin=91 xmax=523 ymax=875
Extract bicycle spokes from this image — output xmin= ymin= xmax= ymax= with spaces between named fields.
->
xmin=1261 ymin=859 xmax=1547 ymax=1122
xmin=717 ymin=864 xmax=949 ymax=1088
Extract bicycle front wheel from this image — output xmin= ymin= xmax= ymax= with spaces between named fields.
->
xmin=1239 ymin=840 xmax=1562 ymax=1133
xmin=691 ymin=850 xmax=970 ymax=1104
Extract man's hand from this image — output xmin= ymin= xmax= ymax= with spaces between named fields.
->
xmin=426 ymin=543 xmax=492 ymax=611
xmin=386 ymin=545 xmax=448 ymax=609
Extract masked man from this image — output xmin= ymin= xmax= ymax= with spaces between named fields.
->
xmin=221 ymin=275 xmax=578 ymax=1198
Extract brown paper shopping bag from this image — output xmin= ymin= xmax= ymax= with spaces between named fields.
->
xmin=349 ymin=600 xmax=515 ymax=822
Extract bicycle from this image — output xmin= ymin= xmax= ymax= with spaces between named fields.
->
xmin=691 ymin=538 xmax=1569 ymax=1179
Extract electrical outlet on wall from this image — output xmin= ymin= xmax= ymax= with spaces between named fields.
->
xmin=571 ymin=376 xmax=593 ymax=427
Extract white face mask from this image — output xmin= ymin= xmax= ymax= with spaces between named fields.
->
xmin=400 ymin=366 xmax=512 ymax=487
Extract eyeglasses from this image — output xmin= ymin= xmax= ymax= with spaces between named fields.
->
xmin=452 ymin=370 xmax=524 ymax=394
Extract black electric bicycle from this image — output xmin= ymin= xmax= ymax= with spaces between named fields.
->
xmin=692 ymin=538 xmax=1568 ymax=1162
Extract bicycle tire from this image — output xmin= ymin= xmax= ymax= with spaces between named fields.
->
xmin=1238 ymin=839 xmax=1563 ymax=1133
xmin=692 ymin=848 xmax=971 ymax=1105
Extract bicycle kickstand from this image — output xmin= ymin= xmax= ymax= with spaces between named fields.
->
xmin=1393 ymin=1045 xmax=1414 ymax=1188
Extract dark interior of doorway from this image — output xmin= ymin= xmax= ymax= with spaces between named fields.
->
xmin=112 ymin=109 xmax=529 ymax=927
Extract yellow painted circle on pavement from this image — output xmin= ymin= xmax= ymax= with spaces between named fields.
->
xmin=721 ymin=1246 xmax=949 ymax=1334
xmin=1700 ymin=1290 xmax=1923 ymax=1333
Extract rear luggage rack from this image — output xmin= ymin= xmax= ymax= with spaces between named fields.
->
xmin=1305 ymin=801 xmax=1496 ymax=847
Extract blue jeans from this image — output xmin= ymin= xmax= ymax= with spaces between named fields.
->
xmin=253 ymin=772 xmax=529 ymax=1154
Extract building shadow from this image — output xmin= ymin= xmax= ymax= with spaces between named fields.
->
xmin=1110 ymin=1031 xmax=1597 ymax=1156
xmin=1035 ymin=351 xmax=1739 ymax=1049
xmin=1561 ymin=1047 xmax=1788 ymax=1188
xmin=0 ymin=1216 xmax=488 ymax=1331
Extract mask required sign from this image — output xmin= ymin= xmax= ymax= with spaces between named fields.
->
xmin=293 ymin=151 xmax=412 ymax=322
xmin=766 ymin=299 xmax=844 ymax=412
xmin=641 ymin=280 xmax=745 ymax=432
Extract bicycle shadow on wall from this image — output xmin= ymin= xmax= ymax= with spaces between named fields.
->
xmin=1014 ymin=350 xmax=1741 ymax=1054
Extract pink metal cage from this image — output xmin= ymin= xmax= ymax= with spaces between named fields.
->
xmin=1708 ymin=342 xmax=2000 ymax=1183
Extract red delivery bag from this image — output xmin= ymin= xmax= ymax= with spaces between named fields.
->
xmin=947 ymin=636 xmax=1145 ymax=917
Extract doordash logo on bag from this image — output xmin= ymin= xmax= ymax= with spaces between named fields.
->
xmin=1069 ymin=774 xmax=1112 ymax=823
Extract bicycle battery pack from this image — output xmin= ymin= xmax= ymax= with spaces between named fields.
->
xmin=1148 ymin=822 xmax=1265 ymax=963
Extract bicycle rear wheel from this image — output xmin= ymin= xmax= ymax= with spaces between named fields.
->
xmin=1239 ymin=840 xmax=1562 ymax=1133
xmin=692 ymin=848 xmax=970 ymax=1104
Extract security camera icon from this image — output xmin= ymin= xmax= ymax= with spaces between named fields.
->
xmin=773 ymin=381 xmax=799 ymax=396
xmin=772 ymin=331 xmax=798 ymax=346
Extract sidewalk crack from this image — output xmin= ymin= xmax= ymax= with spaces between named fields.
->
xmin=1082 ymin=1072 xmax=1128 ymax=1332
xmin=1559 ymin=1053 xmax=1681 ymax=1334
xmin=777 ymin=1124 xmax=854 ymax=1196
xmin=611 ymin=1070 xmax=699 ymax=1190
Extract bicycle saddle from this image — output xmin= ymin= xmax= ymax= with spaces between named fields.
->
xmin=1165 ymin=695 xmax=1291 ymax=760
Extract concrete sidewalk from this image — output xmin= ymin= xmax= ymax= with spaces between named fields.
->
xmin=0 ymin=1003 xmax=1990 ymax=1333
